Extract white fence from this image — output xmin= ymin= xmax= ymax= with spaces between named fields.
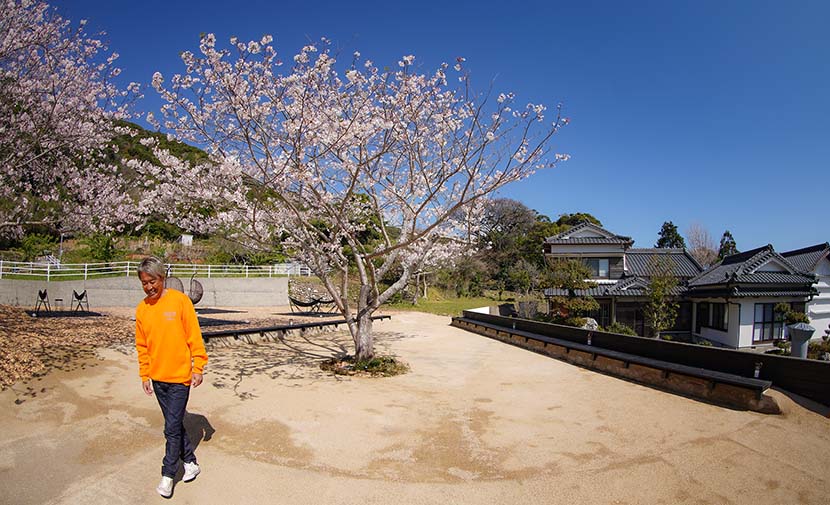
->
xmin=0 ymin=260 xmax=312 ymax=281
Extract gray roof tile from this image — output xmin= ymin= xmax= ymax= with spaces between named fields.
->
xmin=688 ymin=245 xmax=813 ymax=287
xmin=781 ymin=243 xmax=830 ymax=272
xmin=543 ymin=276 xmax=688 ymax=298
xmin=625 ymin=249 xmax=703 ymax=278
xmin=545 ymin=222 xmax=633 ymax=246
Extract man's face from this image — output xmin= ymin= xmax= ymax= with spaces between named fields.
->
xmin=139 ymin=272 xmax=164 ymax=302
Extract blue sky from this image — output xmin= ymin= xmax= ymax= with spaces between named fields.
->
xmin=54 ymin=0 xmax=829 ymax=252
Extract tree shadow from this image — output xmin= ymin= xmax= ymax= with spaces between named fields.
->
xmin=184 ymin=411 xmax=215 ymax=451
xmin=206 ymin=327 xmax=413 ymax=400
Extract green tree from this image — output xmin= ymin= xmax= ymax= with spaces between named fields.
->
xmin=655 ymin=221 xmax=686 ymax=249
xmin=544 ymin=259 xmax=599 ymax=327
xmin=15 ymin=233 xmax=57 ymax=262
xmin=507 ymin=259 xmax=541 ymax=297
xmin=477 ymin=199 xmax=538 ymax=296
xmin=515 ymin=214 xmax=567 ymax=269
xmin=81 ymin=233 xmax=121 ymax=262
xmin=555 ymin=213 xmax=602 ymax=228
xmin=717 ymin=230 xmax=738 ymax=260
xmin=643 ymin=255 xmax=679 ymax=337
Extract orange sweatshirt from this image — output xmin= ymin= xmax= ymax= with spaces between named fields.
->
xmin=135 ymin=289 xmax=208 ymax=385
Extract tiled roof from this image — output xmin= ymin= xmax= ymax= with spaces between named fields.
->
xmin=544 ymin=286 xmax=613 ymax=297
xmin=781 ymin=243 xmax=830 ymax=273
xmin=688 ymin=245 xmax=814 ymax=288
xmin=543 ymin=276 xmax=687 ymax=298
xmin=544 ymin=222 xmax=633 ymax=246
xmin=736 ymin=272 xmax=817 ymax=284
xmin=685 ymin=245 xmax=816 ymax=301
xmin=687 ymin=287 xmax=817 ymax=298
xmin=546 ymin=237 xmax=629 ymax=245
xmin=625 ymin=249 xmax=703 ymax=278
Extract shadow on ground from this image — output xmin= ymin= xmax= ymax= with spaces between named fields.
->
xmin=206 ymin=329 xmax=412 ymax=400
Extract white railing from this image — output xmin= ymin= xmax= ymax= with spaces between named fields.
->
xmin=0 ymin=260 xmax=312 ymax=281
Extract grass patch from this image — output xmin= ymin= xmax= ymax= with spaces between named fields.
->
xmin=386 ymin=296 xmax=499 ymax=316
xmin=320 ymin=355 xmax=410 ymax=377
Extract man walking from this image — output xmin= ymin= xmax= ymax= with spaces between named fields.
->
xmin=135 ymin=257 xmax=208 ymax=497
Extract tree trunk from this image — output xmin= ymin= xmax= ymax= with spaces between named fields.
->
xmin=411 ymin=272 xmax=420 ymax=304
xmin=354 ymin=312 xmax=374 ymax=361
xmin=352 ymin=283 xmax=375 ymax=361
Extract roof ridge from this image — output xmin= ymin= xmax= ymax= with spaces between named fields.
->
xmin=781 ymin=243 xmax=830 ymax=256
xmin=547 ymin=222 xmax=632 ymax=242
xmin=721 ymin=244 xmax=770 ymax=265
xmin=628 ymin=248 xmax=685 ymax=253
xmin=741 ymin=247 xmax=776 ymax=275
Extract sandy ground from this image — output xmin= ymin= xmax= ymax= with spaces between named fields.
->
xmin=2 ymin=310 xmax=830 ymax=504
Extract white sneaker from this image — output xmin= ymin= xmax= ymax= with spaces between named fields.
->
xmin=157 ymin=476 xmax=174 ymax=497
xmin=183 ymin=461 xmax=201 ymax=482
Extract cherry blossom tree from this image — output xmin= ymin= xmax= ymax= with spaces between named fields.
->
xmin=686 ymin=222 xmax=717 ymax=268
xmin=0 ymin=0 xmax=139 ymax=237
xmin=150 ymin=35 xmax=569 ymax=359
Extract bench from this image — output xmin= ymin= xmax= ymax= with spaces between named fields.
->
xmin=289 ymin=296 xmax=336 ymax=315
xmin=452 ymin=316 xmax=776 ymax=412
xmin=202 ymin=314 xmax=392 ymax=342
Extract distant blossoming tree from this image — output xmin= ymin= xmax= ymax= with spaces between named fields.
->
xmin=686 ymin=222 xmax=717 ymax=268
xmin=0 ymin=0 xmax=140 ymax=237
xmin=148 ymin=35 xmax=568 ymax=359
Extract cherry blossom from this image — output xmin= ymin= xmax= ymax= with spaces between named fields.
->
xmin=151 ymin=35 xmax=568 ymax=359
xmin=0 ymin=0 xmax=139 ymax=237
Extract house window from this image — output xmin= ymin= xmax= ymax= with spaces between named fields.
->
xmin=585 ymin=258 xmax=610 ymax=278
xmin=710 ymin=303 xmax=728 ymax=331
xmin=588 ymin=301 xmax=611 ymax=328
xmin=753 ymin=303 xmax=784 ymax=342
xmin=790 ymin=302 xmax=806 ymax=314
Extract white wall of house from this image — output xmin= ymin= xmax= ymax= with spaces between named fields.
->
xmin=692 ymin=298 xmax=813 ymax=348
xmin=693 ymin=299 xmax=740 ymax=347
xmin=701 ymin=326 xmax=732 ymax=347
xmin=736 ymin=299 xmax=759 ymax=348
xmin=808 ymin=259 xmax=830 ymax=340
xmin=734 ymin=297 xmax=813 ymax=348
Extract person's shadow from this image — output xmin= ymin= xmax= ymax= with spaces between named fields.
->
xmin=169 ymin=411 xmax=215 ymax=492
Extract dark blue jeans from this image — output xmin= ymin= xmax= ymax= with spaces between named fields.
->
xmin=153 ymin=381 xmax=196 ymax=477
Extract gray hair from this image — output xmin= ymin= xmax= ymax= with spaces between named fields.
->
xmin=138 ymin=256 xmax=166 ymax=279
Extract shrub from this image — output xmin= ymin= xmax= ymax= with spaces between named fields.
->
xmin=603 ymin=322 xmax=638 ymax=336
xmin=15 ymin=233 xmax=57 ymax=261
xmin=320 ymin=355 xmax=409 ymax=377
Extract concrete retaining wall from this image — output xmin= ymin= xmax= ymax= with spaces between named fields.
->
xmin=452 ymin=317 xmax=781 ymax=414
xmin=0 ymin=276 xmax=288 ymax=308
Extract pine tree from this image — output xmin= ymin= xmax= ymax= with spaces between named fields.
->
xmin=655 ymin=221 xmax=686 ymax=248
xmin=717 ymin=230 xmax=738 ymax=260
xmin=544 ymin=259 xmax=599 ymax=327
